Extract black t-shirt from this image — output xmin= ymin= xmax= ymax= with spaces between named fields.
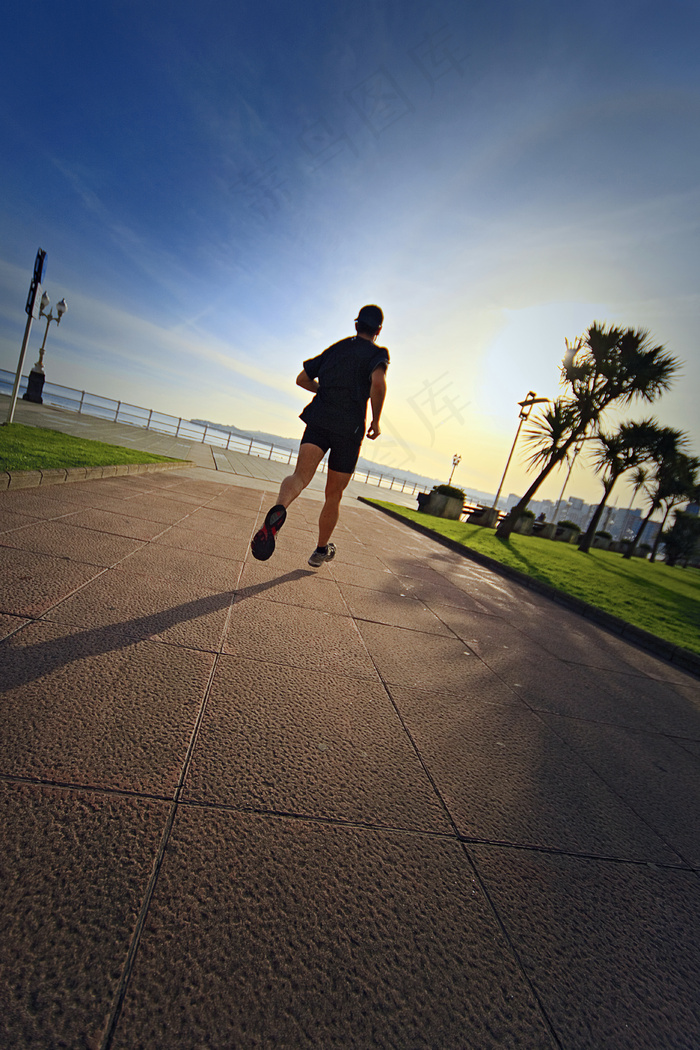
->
xmin=300 ymin=336 xmax=389 ymax=438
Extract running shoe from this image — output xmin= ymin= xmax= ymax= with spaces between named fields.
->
xmin=251 ymin=504 xmax=287 ymax=560
xmin=308 ymin=542 xmax=336 ymax=568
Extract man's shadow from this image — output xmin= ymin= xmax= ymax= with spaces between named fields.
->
xmin=0 ymin=570 xmax=316 ymax=692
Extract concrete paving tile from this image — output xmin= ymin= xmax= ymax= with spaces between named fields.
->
xmin=45 ymin=569 xmax=233 ymax=651
xmin=67 ymin=506 xmax=170 ymax=540
xmin=0 ymin=622 xmax=214 ymax=792
xmin=151 ymin=478 xmax=225 ymax=497
xmin=389 ymin=689 xmax=678 ymax=862
xmin=541 ymin=713 xmax=700 ymax=866
xmin=0 ymin=546 xmax=103 ymax=617
xmin=119 ymin=544 xmax=242 ymax=591
xmin=356 ymin=620 xmax=480 ymax=693
xmin=503 ymin=656 xmax=700 ymax=736
xmin=185 ymin=656 xmax=448 ymax=829
xmin=514 ymin=615 xmax=646 ymax=674
xmin=0 ymin=519 xmax=146 ymax=566
xmin=176 ymin=505 xmax=256 ymax=535
xmin=330 ymin=546 xmax=404 ymax=572
xmin=330 ymin=559 xmax=401 ymax=591
xmin=393 ymin=572 xmax=487 ymax=608
xmin=422 ymin=584 xmax=490 ymax=614
xmin=103 ymin=494 xmax=193 ymax=524
xmin=0 ymin=613 xmax=28 ymax=639
xmin=426 ymin=606 xmax=548 ymax=661
xmin=37 ymin=479 xmax=151 ymax=505
xmin=153 ymin=523 xmax=251 ymax=560
xmin=56 ymin=494 xmax=146 ymax=518
xmin=238 ymin=557 xmax=348 ymax=614
xmin=270 ymin=524 xmax=319 ymax=557
xmin=152 ymin=488 xmax=224 ymax=506
xmin=498 ymin=600 xmax=682 ymax=678
xmin=0 ymin=782 xmax=168 ymax=1050
xmin=602 ymin=641 xmax=700 ymax=685
xmin=377 ymin=553 xmax=452 ymax=582
xmin=112 ymin=810 xmax=554 ymax=1050
xmin=471 ymin=846 xmax=700 ymax=1050
xmin=223 ymin=598 xmax=377 ymax=678
xmin=342 ymin=585 xmax=453 ymax=635
xmin=0 ymin=490 xmax=81 ymax=519
xmin=208 ymin=488 xmax=264 ymax=508
xmin=442 ymin=568 xmax=530 ymax=615
xmin=0 ymin=507 xmax=42 ymax=532
xmin=209 ymin=492 xmax=265 ymax=510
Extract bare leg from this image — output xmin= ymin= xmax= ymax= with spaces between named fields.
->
xmin=318 ymin=469 xmax=352 ymax=547
xmin=277 ymin=443 xmax=325 ymax=508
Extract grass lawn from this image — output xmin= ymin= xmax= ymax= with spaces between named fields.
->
xmin=0 ymin=423 xmax=184 ymax=471
xmin=368 ymin=499 xmax=700 ymax=656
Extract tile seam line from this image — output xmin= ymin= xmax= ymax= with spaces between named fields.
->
xmin=341 ymin=559 xmax=561 ymax=1049
xmin=487 ymin=658 xmax=694 ymax=870
xmin=453 ymin=637 xmax=696 ymax=870
xmin=422 ymin=593 xmax=698 ymax=872
xmin=0 ymin=773 xmax=171 ymax=805
xmin=175 ymin=797 xmax=458 ymax=839
xmin=169 ymin=800 xmax=700 ymax=871
xmin=535 ymin=710 xmax=700 ymax=745
xmin=0 ymin=772 xmax=696 ymax=876
xmin=465 ymin=842 xmax=564 ymax=1050
xmin=100 ymin=524 xmax=246 ymax=1050
xmin=4 ymin=488 xmax=232 ymax=625
xmin=457 ymin=834 xmax=695 ymax=872
xmin=100 ymin=650 xmax=222 ymax=1050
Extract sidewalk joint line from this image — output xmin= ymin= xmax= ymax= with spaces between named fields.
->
xmin=100 ymin=651 xmax=221 ymax=1050
xmin=0 ymin=772 xmax=172 ymax=804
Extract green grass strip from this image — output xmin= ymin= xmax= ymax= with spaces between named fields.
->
xmin=0 ymin=423 xmax=184 ymax=472
xmin=368 ymin=499 xmax=700 ymax=657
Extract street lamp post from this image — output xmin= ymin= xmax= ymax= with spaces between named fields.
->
xmin=491 ymin=391 xmax=549 ymax=515
xmin=448 ymin=453 xmax=461 ymax=486
xmin=4 ymin=248 xmax=46 ymax=425
xmin=23 ymin=292 xmax=67 ymax=404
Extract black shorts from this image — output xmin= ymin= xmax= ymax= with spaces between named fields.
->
xmin=300 ymin=424 xmax=363 ymax=474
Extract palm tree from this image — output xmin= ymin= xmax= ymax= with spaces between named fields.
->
xmin=662 ymin=508 xmax=700 ymax=567
xmin=623 ymin=446 xmax=698 ymax=560
xmin=577 ymin=420 xmax=662 ymax=554
xmin=496 ymin=323 xmax=678 ymax=539
xmin=649 ymin=454 xmax=700 ymax=561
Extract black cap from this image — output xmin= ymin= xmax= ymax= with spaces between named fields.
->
xmin=355 ymin=304 xmax=384 ymax=329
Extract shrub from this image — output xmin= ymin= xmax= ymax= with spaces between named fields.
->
xmin=558 ymin=520 xmax=581 ymax=532
xmin=595 ymin=530 xmax=613 ymax=540
xmin=433 ymin=484 xmax=465 ymax=500
xmin=518 ymin=507 xmax=535 ymax=519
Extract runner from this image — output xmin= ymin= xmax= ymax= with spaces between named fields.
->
xmin=251 ymin=304 xmax=389 ymax=566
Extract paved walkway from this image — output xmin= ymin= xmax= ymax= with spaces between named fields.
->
xmin=1 ymin=407 xmax=700 ymax=1048
xmin=1 ymin=395 xmax=422 ymax=507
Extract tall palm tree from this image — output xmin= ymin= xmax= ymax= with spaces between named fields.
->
xmin=623 ymin=446 xmax=697 ymax=560
xmin=497 ymin=323 xmax=678 ymax=539
xmin=649 ymin=454 xmax=700 ymax=561
xmin=578 ymin=420 xmax=662 ymax=554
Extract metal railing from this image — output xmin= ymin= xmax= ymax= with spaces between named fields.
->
xmin=1 ymin=370 xmax=431 ymax=496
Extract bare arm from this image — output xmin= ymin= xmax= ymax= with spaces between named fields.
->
xmin=366 ymin=367 xmax=387 ymax=439
xmin=296 ymin=369 xmax=318 ymax=394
